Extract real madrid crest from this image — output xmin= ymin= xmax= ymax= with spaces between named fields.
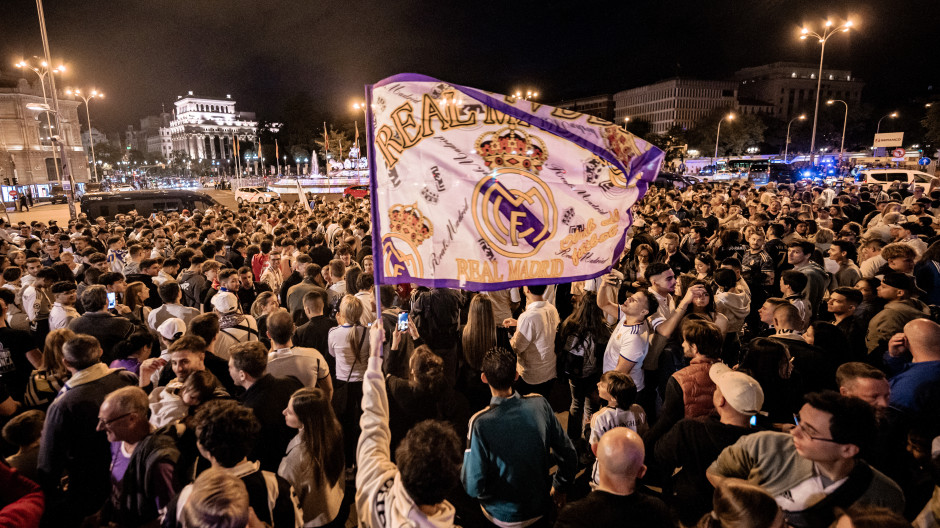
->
xmin=470 ymin=125 xmax=557 ymax=258
xmin=382 ymin=203 xmax=433 ymax=279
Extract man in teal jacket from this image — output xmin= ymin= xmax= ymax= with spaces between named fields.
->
xmin=462 ymin=346 xmax=578 ymax=527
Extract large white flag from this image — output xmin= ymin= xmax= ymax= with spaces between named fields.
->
xmin=366 ymin=74 xmax=664 ymax=291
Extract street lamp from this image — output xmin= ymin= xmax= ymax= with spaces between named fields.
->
xmin=712 ymin=113 xmax=734 ymax=168
xmin=623 ymin=117 xmax=630 ymax=131
xmin=16 ymin=58 xmax=65 ymax=182
xmin=15 ymin=58 xmax=65 ymax=105
xmin=784 ymin=114 xmax=807 ymax=162
xmin=352 ymin=101 xmax=369 ymax=162
xmin=65 ymin=88 xmax=104 ymax=181
xmin=826 ymin=99 xmax=848 ymax=162
xmin=800 ymin=18 xmax=853 ymax=167
xmin=513 ymin=89 xmax=539 ymax=101
xmin=876 ymin=112 xmax=898 ymax=134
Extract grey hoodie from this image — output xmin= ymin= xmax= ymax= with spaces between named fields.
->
xmin=716 ymin=289 xmax=750 ymax=333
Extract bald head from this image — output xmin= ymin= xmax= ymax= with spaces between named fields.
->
xmin=596 ymin=427 xmax=646 ymax=492
xmin=904 ymin=319 xmax=940 ymax=361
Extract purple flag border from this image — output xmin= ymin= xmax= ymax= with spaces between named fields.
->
xmin=366 ymin=73 xmax=664 ymax=292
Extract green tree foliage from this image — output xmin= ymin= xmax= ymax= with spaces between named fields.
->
xmin=643 ymin=125 xmax=689 ymax=163
xmin=627 ymin=119 xmax=653 ymax=139
xmin=923 ymin=103 xmax=940 ymax=156
xmin=314 ymin=126 xmax=352 ymax=163
xmin=688 ymin=108 xmax=766 ymax=156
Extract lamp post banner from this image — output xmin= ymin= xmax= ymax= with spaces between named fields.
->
xmin=365 ymin=74 xmax=665 ymax=292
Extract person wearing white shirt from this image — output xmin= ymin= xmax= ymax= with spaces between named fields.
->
xmin=48 ymin=282 xmax=80 ymax=330
xmin=265 ymin=309 xmax=332 ymax=398
xmin=148 ymin=281 xmax=200 ymax=332
xmin=502 ymin=284 xmax=560 ymax=397
xmin=596 ymin=277 xmax=659 ymax=393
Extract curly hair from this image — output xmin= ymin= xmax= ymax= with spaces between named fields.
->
xmin=409 ymin=346 xmax=445 ymax=394
xmin=395 ymin=420 xmax=462 ymax=506
xmin=195 ymin=400 xmax=260 ymax=467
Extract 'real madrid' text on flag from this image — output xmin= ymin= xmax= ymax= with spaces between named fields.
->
xmin=365 ymin=74 xmax=665 ymax=292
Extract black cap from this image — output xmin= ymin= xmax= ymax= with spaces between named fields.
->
xmin=882 ymin=272 xmax=926 ymax=297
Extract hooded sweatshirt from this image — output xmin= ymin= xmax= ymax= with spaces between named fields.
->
xmin=716 ymin=289 xmax=750 ymax=333
xmin=866 ymin=298 xmax=930 ymax=353
xmin=355 ymin=355 xmax=457 ymax=528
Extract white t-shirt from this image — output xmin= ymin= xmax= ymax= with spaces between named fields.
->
xmin=602 ymin=311 xmax=649 ymax=391
xmin=590 ymin=405 xmax=642 ymax=484
xmin=774 ymin=464 xmax=848 ymax=512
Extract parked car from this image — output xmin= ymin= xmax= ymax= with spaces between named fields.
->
xmin=855 ymin=169 xmax=937 ymax=190
xmin=235 ymin=186 xmax=279 ymax=204
xmin=344 ymin=185 xmax=370 ymax=199
xmin=652 ymin=172 xmax=699 ymax=190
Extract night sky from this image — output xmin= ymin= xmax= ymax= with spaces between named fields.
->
xmin=2 ymin=0 xmax=936 ymax=132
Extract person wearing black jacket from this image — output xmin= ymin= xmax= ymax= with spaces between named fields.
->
xmin=125 ymin=257 xmax=163 ymax=310
xmin=236 ymin=266 xmax=271 ymax=315
xmin=556 ymin=427 xmax=672 ymax=528
xmin=307 ymin=233 xmax=333 ymax=268
xmin=229 ymin=341 xmax=303 ymax=473
xmin=292 ymin=288 xmax=337 ymax=375
xmin=653 ymin=364 xmax=763 ymax=526
xmin=163 ymin=400 xmax=301 ymax=528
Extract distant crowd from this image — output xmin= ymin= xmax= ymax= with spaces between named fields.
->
xmin=0 ymin=176 xmax=938 ymax=528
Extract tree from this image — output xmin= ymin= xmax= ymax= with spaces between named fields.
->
xmin=643 ymin=125 xmax=689 ymax=164
xmin=169 ymin=150 xmax=190 ymax=176
xmin=313 ymin=126 xmax=352 ymax=165
xmin=922 ymin=103 xmax=940 ymax=157
xmin=627 ymin=119 xmax=653 ymax=139
xmin=687 ymin=108 xmax=766 ymax=157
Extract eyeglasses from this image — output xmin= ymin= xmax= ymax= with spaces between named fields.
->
xmin=792 ymin=413 xmax=841 ymax=443
xmin=98 ymin=412 xmax=132 ymax=428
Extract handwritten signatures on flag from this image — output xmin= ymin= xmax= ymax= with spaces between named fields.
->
xmin=559 ymin=210 xmax=621 ymax=266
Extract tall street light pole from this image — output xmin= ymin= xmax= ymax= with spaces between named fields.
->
xmin=16 ymin=58 xmax=65 ymax=186
xmin=65 ymin=88 xmax=104 ymax=182
xmin=34 ymin=0 xmax=78 ymax=219
xmin=713 ymin=113 xmax=734 ymax=168
xmin=876 ymin=112 xmax=898 ymax=134
xmin=826 ymin=99 xmax=848 ymax=163
xmin=353 ymin=101 xmax=369 ymax=169
xmin=800 ymin=18 xmax=853 ymax=168
xmin=784 ymin=114 xmax=806 ymax=162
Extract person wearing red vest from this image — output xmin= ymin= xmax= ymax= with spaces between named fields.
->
xmin=645 ymin=318 xmax=724 ymax=445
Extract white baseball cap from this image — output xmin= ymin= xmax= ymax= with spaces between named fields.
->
xmin=709 ymin=363 xmax=764 ymax=416
xmin=157 ymin=317 xmax=186 ymax=341
xmin=211 ymin=292 xmax=239 ymax=314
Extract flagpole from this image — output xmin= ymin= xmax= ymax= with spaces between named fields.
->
xmin=362 ymin=90 xmax=384 ymax=334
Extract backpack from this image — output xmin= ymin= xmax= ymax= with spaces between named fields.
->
xmin=411 ymin=288 xmax=460 ymax=350
xmin=561 ymin=332 xmax=597 ymax=379
xmin=178 ymin=272 xmax=201 ymax=308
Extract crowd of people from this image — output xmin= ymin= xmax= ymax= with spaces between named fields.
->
xmin=0 ymin=176 xmax=939 ymax=528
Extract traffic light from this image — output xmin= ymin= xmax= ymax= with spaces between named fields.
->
xmin=2 ymin=178 xmax=9 ymax=186
xmin=12 ymin=177 xmax=18 ymax=185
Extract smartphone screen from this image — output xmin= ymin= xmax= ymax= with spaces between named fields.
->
xmin=397 ymin=311 xmax=409 ymax=332
xmin=107 ymin=292 xmax=116 ymax=310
